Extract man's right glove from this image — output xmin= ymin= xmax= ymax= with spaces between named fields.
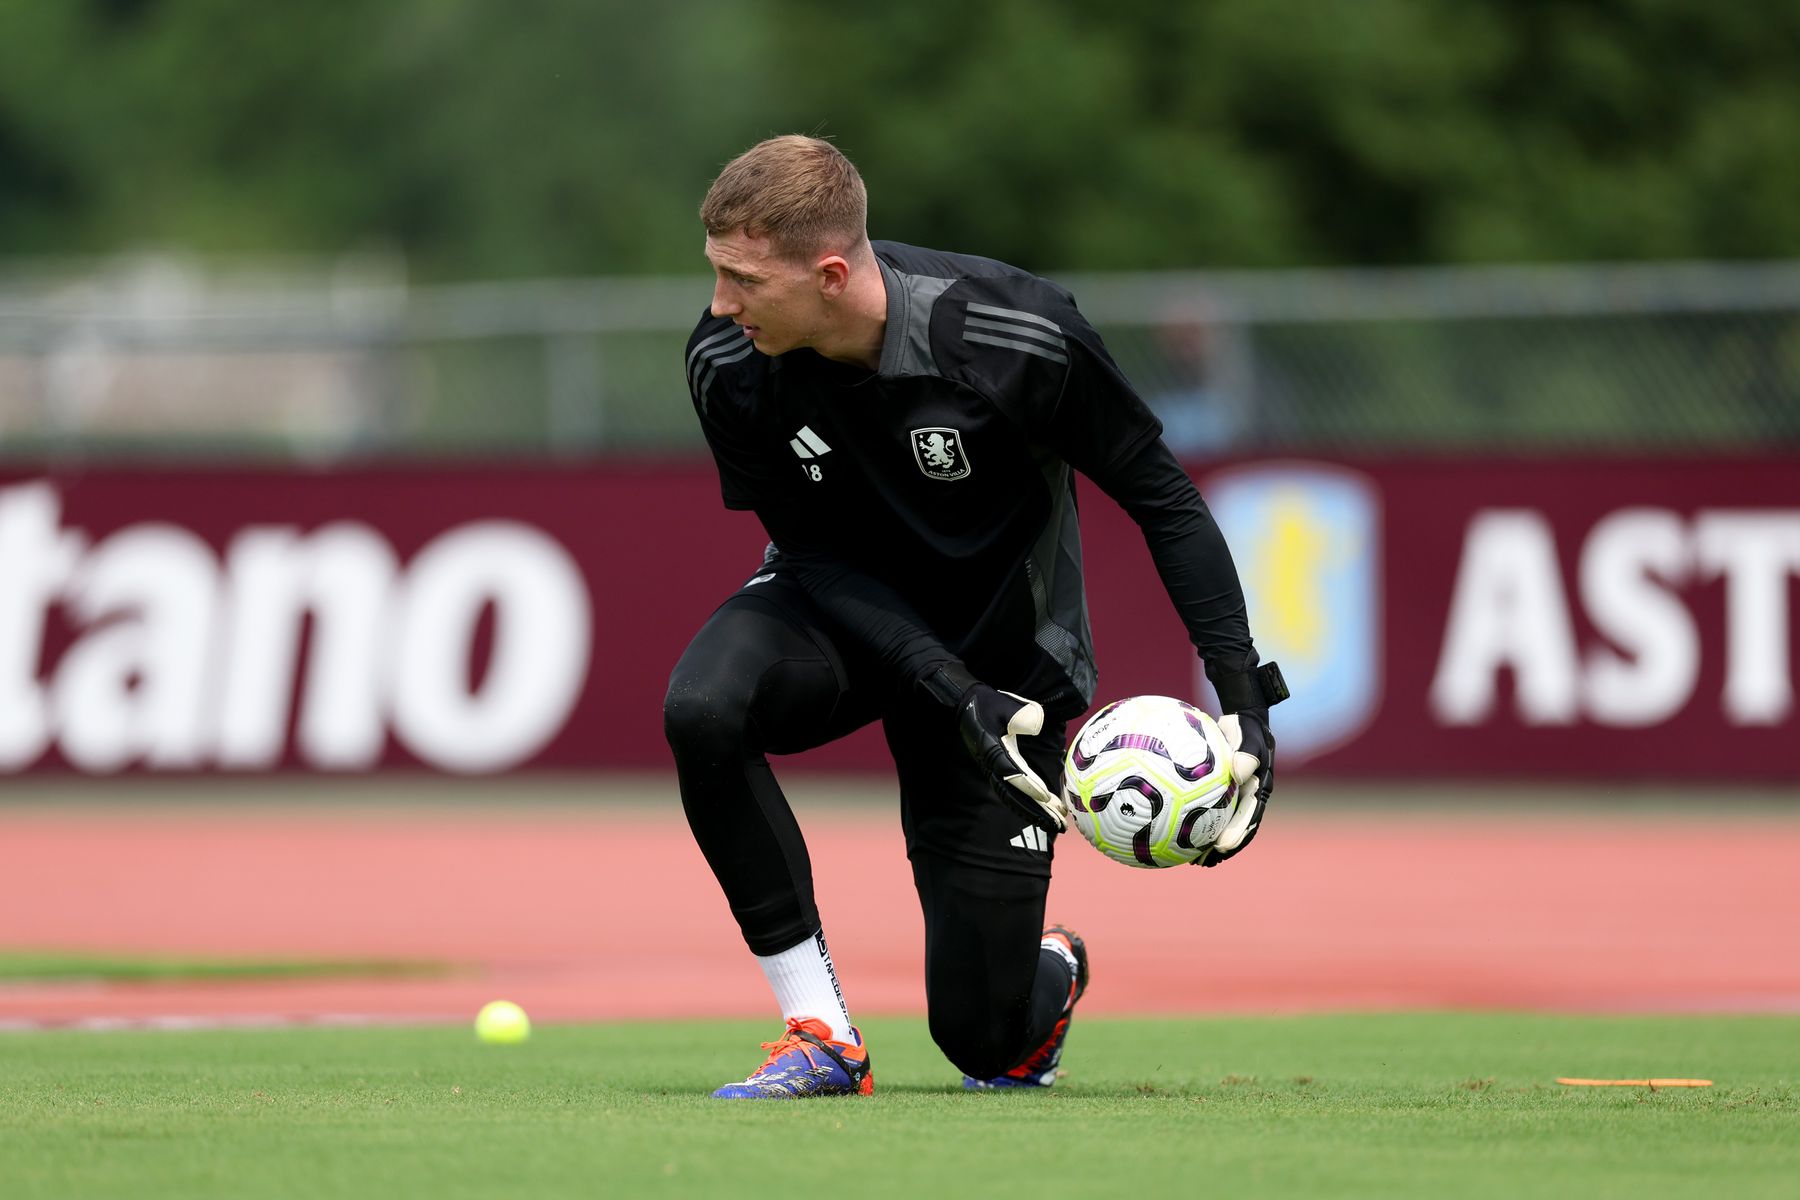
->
xmin=1198 ymin=708 xmax=1274 ymax=867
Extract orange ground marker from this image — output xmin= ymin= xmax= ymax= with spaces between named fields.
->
xmin=1557 ymin=1078 xmax=1713 ymax=1088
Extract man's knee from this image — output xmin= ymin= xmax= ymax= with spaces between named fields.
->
xmin=662 ymin=663 xmax=752 ymax=759
xmin=928 ymin=1005 xmax=1031 ymax=1081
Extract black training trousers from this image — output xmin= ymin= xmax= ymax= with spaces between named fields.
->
xmin=663 ymin=567 xmax=1072 ymax=1080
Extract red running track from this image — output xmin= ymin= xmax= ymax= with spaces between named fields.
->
xmin=2 ymin=804 xmax=1797 ymax=1028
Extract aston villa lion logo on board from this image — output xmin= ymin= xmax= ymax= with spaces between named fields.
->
xmin=1198 ymin=461 xmax=1383 ymax=766
xmin=911 ymin=427 xmax=971 ymax=481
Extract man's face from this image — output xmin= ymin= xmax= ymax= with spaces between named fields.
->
xmin=704 ymin=229 xmax=827 ymax=356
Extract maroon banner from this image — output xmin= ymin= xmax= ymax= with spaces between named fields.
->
xmin=1170 ymin=456 xmax=1800 ymax=779
xmin=1 ymin=457 xmax=1795 ymax=778
xmin=0 ymin=464 xmax=769 ymax=775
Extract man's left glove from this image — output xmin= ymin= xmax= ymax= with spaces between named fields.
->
xmin=1198 ymin=708 xmax=1274 ymax=867
xmin=956 ymin=683 xmax=1068 ymax=834
xmin=921 ymin=663 xmax=1068 ymax=834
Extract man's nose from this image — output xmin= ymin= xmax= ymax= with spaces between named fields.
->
xmin=710 ymin=283 xmax=739 ymax=318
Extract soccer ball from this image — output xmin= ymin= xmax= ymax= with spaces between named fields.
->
xmin=1063 ymin=695 xmax=1237 ymax=869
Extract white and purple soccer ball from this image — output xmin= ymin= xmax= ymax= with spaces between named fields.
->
xmin=1063 ymin=695 xmax=1237 ymax=869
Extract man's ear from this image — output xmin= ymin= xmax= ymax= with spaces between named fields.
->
xmin=816 ymin=255 xmax=851 ymax=299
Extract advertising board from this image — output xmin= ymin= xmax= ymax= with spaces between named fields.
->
xmin=2 ymin=457 xmax=1793 ymax=778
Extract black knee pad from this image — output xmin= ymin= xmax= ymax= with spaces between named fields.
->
xmin=662 ymin=670 xmax=752 ymax=760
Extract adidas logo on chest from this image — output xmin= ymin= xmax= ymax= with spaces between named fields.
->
xmin=789 ymin=426 xmax=830 ymax=482
xmin=788 ymin=426 xmax=831 ymax=459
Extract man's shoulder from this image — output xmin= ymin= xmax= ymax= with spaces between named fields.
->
xmin=945 ymin=272 xmax=1081 ymax=335
xmin=873 ymin=242 xmax=1081 ymax=385
xmin=874 ymin=242 xmax=1076 ymax=310
xmin=881 ymin=242 xmax=1076 ymax=325
xmin=927 ymin=277 xmax=1083 ymax=398
xmin=686 ymin=309 xmax=768 ymax=416
xmin=873 ymin=240 xmax=1038 ymax=284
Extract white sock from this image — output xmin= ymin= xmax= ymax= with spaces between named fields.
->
xmin=757 ymin=930 xmax=853 ymax=1043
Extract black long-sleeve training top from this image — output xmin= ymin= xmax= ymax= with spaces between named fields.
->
xmin=685 ymin=239 xmax=1258 ymax=718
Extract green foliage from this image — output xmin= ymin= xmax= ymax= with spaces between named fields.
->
xmin=1 ymin=0 xmax=1797 ymax=276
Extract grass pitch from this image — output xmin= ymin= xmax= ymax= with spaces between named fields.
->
xmin=2 ymin=1013 xmax=1794 ymax=1199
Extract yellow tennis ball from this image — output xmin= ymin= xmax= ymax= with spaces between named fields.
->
xmin=474 ymin=1000 xmax=531 ymax=1044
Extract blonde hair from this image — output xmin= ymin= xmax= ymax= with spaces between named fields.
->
xmin=701 ymin=136 xmax=868 ymax=261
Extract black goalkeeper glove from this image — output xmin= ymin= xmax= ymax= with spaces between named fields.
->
xmin=1197 ymin=662 xmax=1288 ymax=868
xmin=922 ymin=665 xmax=1068 ymax=834
xmin=1197 ymin=708 xmax=1274 ymax=867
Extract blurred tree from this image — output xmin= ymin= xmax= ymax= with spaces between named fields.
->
xmin=0 ymin=0 xmax=1795 ymax=275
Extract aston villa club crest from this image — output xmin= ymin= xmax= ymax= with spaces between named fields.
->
xmin=1200 ymin=461 xmax=1383 ymax=765
xmin=911 ymin=427 xmax=971 ymax=481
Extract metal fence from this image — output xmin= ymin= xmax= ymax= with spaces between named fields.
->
xmin=2 ymin=257 xmax=1797 ymax=460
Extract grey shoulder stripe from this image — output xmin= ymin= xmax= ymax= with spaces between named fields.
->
xmin=964 ymin=331 xmax=1070 ymax=364
xmin=965 ymin=302 xmax=1063 ymax=334
xmin=691 ymin=338 xmax=756 ymax=385
xmin=695 ymin=342 xmax=757 ymax=408
xmin=965 ymin=316 xmax=1066 ymax=349
xmin=687 ymin=336 xmax=745 ymax=390
xmin=686 ymin=326 xmax=745 ymax=383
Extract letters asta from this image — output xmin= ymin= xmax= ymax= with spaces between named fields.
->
xmin=1429 ymin=507 xmax=1800 ymax=728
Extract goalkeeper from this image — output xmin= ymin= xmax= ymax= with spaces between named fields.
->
xmin=667 ymin=136 xmax=1286 ymax=1099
